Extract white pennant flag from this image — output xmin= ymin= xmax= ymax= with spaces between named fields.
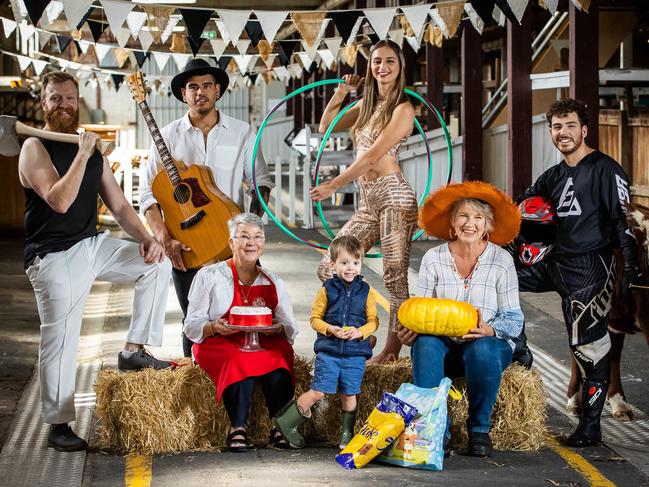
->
xmin=363 ymin=8 xmax=396 ymax=41
xmin=153 ymin=52 xmax=170 ymax=71
xmin=345 ymin=16 xmax=364 ymax=47
xmin=126 ymin=11 xmax=147 ymax=39
xmin=388 ymin=29 xmax=404 ymax=48
xmin=114 ymin=27 xmax=131 ymax=48
xmin=273 ymin=66 xmax=289 ymax=82
xmin=214 ymin=19 xmax=231 ymax=44
xmin=10 ymin=0 xmax=27 ymax=22
xmin=297 ymin=51 xmax=314 ymax=68
xmin=58 ymin=58 xmax=70 ymax=70
xmin=233 ymin=54 xmax=254 ymax=75
xmin=32 ymin=58 xmax=49 ymax=75
xmin=463 ymin=3 xmax=484 ymax=35
xmin=236 ymin=39 xmax=250 ymax=55
xmin=61 ymin=0 xmax=94 ymax=30
xmin=324 ymin=37 xmax=342 ymax=60
xmin=46 ymin=1 xmax=64 ymax=24
xmin=19 ymin=21 xmax=36 ymax=41
xmin=94 ymin=43 xmax=112 ymax=63
xmin=301 ymin=40 xmax=318 ymax=62
xmin=314 ymin=18 xmax=330 ymax=48
xmin=316 ymin=49 xmax=335 ymax=70
xmin=39 ymin=31 xmax=53 ymax=49
xmin=210 ymin=39 xmax=227 ymax=58
xmin=217 ymin=9 xmax=251 ymax=46
xmin=77 ymin=39 xmax=91 ymax=53
xmin=16 ymin=54 xmax=32 ymax=71
xmin=400 ymin=4 xmax=431 ymax=41
xmin=139 ymin=28 xmax=154 ymax=52
xmin=2 ymin=18 xmax=17 ymax=37
xmin=289 ymin=63 xmax=302 ymax=78
xmin=253 ymin=10 xmax=286 ymax=46
xmin=161 ymin=16 xmax=179 ymax=44
xmin=544 ymin=0 xmax=559 ymax=14
xmin=508 ymin=0 xmax=529 ymax=24
xmin=262 ymin=53 xmax=276 ymax=69
xmin=492 ymin=5 xmax=506 ymax=27
xmin=99 ymin=0 xmax=134 ymax=34
xmin=429 ymin=9 xmax=448 ymax=38
xmin=404 ymin=35 xmax=420 ymax=53
xmin=172 ymin=53 xmax=191 ymax=72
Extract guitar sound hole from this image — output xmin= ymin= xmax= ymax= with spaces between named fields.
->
xmin=173 ymin=184 xmax=191 ymax=204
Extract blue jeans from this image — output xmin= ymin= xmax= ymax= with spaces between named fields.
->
xmin=411 ymin=335 xmax=513 ymax=433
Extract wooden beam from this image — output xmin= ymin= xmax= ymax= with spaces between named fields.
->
xmin=426 ymin=43 xmax=444 ymax=130
xmin=507 ymin=9 xmax=532 ymax=197
xmin=569 ymin=0 xmax=599 ymax=148
xmin=461 ymin=23 xmax=482 ymax=181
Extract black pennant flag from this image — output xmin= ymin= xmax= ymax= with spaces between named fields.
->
xmin=217 ymin=55 xmax=231 ymax=71
xmin=244 ymin=20 xmax=263 ymax=48
xmin=278 ymin=39 xmax=299 ymax=61
xmin=495 ymin=0 xmax=520 ymax=25
xmin=327 ymin=10 xmax=362 ymax=45
xmin=367 ymin=32 xmax=379 ymax=45
xmin=278 ymin=52 xmax=289 ymax=67
xmin=249 ymin=73 xmax=258 ymax=85
xmin=179 ymin=8 xmax=213 ymax=45
xmin=57 ymin=35 xmax=72 ymax=53
xmin=75 ymin=8 xmax=93 ymax=31
xmin=133 ymin=51 xmax=149 ymax=68
xmin=87 ymin=19 xmax=107 ymax=43
xmin=111 ymin=74 xmax=125 ymax=90
xmin=25 ymin=0 xmax=49 ymax=27
xmin=187 ymin=36 xmax=205 ymax=57
xmin=469 ymin=0 xmax=496 ymax=26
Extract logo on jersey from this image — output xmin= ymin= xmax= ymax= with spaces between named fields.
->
xmin=252 ymin=297 xmax=266 ymax=307
xmin=557 ymin=177 xmax=582 ymax=217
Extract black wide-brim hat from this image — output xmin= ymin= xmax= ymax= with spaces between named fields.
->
xmin=171 ymin=58 xmax=230 ymax=103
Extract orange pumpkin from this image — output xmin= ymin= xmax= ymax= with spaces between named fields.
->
xmin=398 ymin=297 xmax=478 ymax=336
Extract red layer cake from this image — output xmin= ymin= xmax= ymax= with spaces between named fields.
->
xmin=229 ymin=306 xmax=273 ymax=327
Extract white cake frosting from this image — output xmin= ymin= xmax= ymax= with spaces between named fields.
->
xmin=230 ymin=306 xmax=272 ymax=315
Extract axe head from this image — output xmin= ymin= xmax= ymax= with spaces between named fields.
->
xmin=0 ymin=115 xmax=21 ymax=157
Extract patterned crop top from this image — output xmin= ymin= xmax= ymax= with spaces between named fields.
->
xmin=354 ymin=101 xmax=408 ymax=157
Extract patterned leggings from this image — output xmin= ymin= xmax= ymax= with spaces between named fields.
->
xmin=317 ymin=173 xmax=419 ymax=331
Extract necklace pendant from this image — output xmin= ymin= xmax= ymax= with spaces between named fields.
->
xmin=243 ymin=297 xmax=248 ymax=304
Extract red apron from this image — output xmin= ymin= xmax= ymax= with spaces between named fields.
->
xmin=192 ymin=260 xmax=295 ymax=400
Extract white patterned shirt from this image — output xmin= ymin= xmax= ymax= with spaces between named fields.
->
xmin=416 ymin=242 xmax=524 ymax=350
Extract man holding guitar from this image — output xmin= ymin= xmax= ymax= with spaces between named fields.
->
xmin=19 ymin=71 xmax=173 ymax=452
xmin=139 ymin=59 xmax=273 ymax=357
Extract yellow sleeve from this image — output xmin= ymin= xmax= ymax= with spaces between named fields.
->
xmin=358 ymin=289 xmax=379 ymax=339
xmin=310 ymin=287 xmax=331 ymax=335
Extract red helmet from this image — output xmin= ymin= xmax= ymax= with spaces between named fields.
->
xmin=511 ymin=197 xmax=557 ymax=267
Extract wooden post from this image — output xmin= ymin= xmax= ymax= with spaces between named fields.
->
xmin=461 ymin=24 xmax=482 ymax=181
xmin=426 ymin=43 xmax=444 ymax=130
xmin=569 ymin=0 xmax=599 ymax=148
xmin=507 ymin=10 xmax=532 ymax=197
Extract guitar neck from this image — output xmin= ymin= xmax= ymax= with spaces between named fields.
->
xmin=138 ymin=101 xmax=181 ymax=184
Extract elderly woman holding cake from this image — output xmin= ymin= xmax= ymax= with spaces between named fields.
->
xmin=184 ymin=213 xmax=298 ymax=451
xmin=398 ymin=182 xmax=524 ymax=457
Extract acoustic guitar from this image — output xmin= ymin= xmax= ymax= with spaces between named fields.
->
xmin=127 ymin=72 xmax=240 ymax=269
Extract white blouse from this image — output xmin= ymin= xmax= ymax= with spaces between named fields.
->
xmin=183 ymin=261 xmax=299 ymax=345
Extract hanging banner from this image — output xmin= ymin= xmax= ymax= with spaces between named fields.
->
xmin=328 ymin=10 xmax=362 ymax=46
xmin=61 ymin=0 xmax=95 ymax=31
xmin=210 ymin=39 xmax=227 ymax=58
xmin=99 ymin=0 xmax=134 ymax=35
xmin=464 ymin=2 xmax=485 ymax=34
xmin=87 ymin=19 xmax=107 ymax=43
xmin=437 ymin=1 xmax=465 ymax=38
xmin=253 ymin=10 xmax=286 ymax=46
xmin=25 ymin=0 xmax=49 ymax=27
xmin=399 ymin=3 xmax=431 ymax=41
xmin=236 ymin=39 xmax=251 ymax=55
xmin=363 ymin=8 xmax=397 ymax=41
xmin=244 ymin=20 xmax=263 ymax=48
xmin=139 ymin=28 xmax=154 ymax=52
xmin=126 ymin=11 xmax=147 ymax=39
xmin=161 ymin=16 xmax=180 ymax=44
xmin=290 ymin=12 xmax=326 ymax=49
xmin=114 ymin=27 xmax=131 ymax=48
xmin=2 ymin=18 xmax=17 ymax=37
xmin=143 ymin=6 xmax=174 ymax=44
xmin=217 ymin=9 xmax=251 ymax=46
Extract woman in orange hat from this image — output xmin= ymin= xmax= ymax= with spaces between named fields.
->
xmin=400 ymin=181 xmax=524 ymax=457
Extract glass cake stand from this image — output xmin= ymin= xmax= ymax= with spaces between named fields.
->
xmin=222 ymin=323 xmax=282 ymax=352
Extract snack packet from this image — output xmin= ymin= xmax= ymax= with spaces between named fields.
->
xmin=335 ymin=392 xmax=418 ymax=470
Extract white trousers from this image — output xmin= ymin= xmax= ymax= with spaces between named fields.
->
xmin=26 ymin=233 xmax=172 ymax=424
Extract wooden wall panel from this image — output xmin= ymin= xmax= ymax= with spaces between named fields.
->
xmin=0 ymin=155 xmax=24 ymax=233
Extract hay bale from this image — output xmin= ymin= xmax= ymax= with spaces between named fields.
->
xmin=94 ymin=356 xmax=314 ymax=455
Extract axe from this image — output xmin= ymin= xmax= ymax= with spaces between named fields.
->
xmin=0 ymin=115 xmax=114 ymax=157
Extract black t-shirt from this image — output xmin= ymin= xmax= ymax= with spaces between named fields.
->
xmin=518 ymin=150 xmax=637 ymax=267
xmin=23 ymin=139 xmax=102 ymax=268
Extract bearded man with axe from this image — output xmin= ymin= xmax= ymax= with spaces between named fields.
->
xmin=16 ymin=71 xmax=173 ymax=452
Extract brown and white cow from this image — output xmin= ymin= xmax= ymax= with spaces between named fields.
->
xmin=567 ymin=202 xmax=649 ymax=421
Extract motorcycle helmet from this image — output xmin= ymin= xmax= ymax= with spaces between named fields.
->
xmin=512 ymin=196 xmax=557 ymax=267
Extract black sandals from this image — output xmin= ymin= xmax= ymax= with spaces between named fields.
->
xmin=269 ymin=428 xmax=291 ymax=449
xmin=227 ymin=429 xmax=251 ymax=452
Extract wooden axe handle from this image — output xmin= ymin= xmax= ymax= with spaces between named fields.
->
xmin=15 ymin=120 xmax=115 ymax=156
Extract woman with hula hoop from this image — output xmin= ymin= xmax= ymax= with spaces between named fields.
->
xmin=310 ymin=39 xmax=418 ymax=363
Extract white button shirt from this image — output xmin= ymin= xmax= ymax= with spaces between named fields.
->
xmin=139 ymin=112 xmax=274 ymax=215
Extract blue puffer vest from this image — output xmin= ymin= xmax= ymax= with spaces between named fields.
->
xmin=313 ymin=274 xmax=372 ymax=358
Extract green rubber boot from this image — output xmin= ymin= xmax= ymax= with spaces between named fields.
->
xmin=339 ymin=409 xmax=357 ymax=449
xmin=272 ymin=399 xmax=309 ymax=449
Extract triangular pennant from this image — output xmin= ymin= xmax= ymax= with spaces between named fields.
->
xmin=187 ymin=36 xmax=205 ymax=57
xmin=94 ymin=43 xmax=112 ymax=63
xmin=404 ymin=35 xmax=421 ymax=53
xmin=210 ymin=39 xmax=227 ymax=58
xmin=16 ymin=54 xmax=32 ymax=71
xmin=18 ymin=21 xmax=36 ymax=41
xmin=179 ymin=8 xmax=213 ymax=45
xmin=114 ymin=47 xmax=130 ymax=67
xmin=111 ymin=73 xmax=125 ymax=91
xmin=58 ymin=58 xmax=70 ymax=70
xmin=233 ymin=54 xmax=254 ymax=74
xmin=162 ymin=16 xmax=179 ymax=44
xmin=399 ymin=4 xmax=431 ymax=40
xmin=571 ymin=0 xmax=591 ymax=12
xmin=301 ymin=40 xmax=318 ymax=62
xmin=217 ymin=55 xmax=231 ymax=71
xmin=494 ymin=0 xmax=519 ymax=24
xmin=278 ymin=52 xmax=289 ymax=66
xmin=327 ymin=10 xmax=362 ymax=46
xmin=214 ymin=19 xmax=231 ymax=44
xmin=388 ymin=29 xmax=404 ymax=48
xmin=273 ymin=66 xmax=289 ymax=82
xmin=429 ymin=9 xmax=448 ymax=38
xmin=46 ymin=1 xmax=64 ymax=24
xmin=278 ymin=39 xmax=299 ymax=60
xmin=290 ymin=12 xmax=326 ymax=49
xmin=2 ymin=18 xmax=17 ymax=37
xmin=236 ymin=39 xmax=250 ymax=55
xmin=217 ymin=9 xmax=251 ymax=46
xmin=469 ymin=0 xmax=496 ymax=26
xmin=249 ymin=72 xmax=258 ymax=85
xmin=114 ymin=27 xmax=131 ymax=48
xmin=77 ymin=39 xmax=90 ymax=53
xmin=25 ymin=0 xmax=49 ymax=27
xmin=57 ymin=35 xmax=72 ymax=52
xmin=244 ymin=20 xmax=263 ymax=48
xmin=253 ymin=10 xmax=286 ymax=45
xmin=87 ymin=19 xmax=107 ymax=43
xmin=492 ymin=5 xmax=506 ymax=27
xmin=316 ymin=49 xmax=335 ymax=70
xmin=143 ymin=5 xmax=174 ymax=44
xmin=32 ymin=58 xmax=49 ymax=75
xmin=436 ymin=2 xmax=464 ymax=38
xmin=61 ymin=0 xmax=94 ymax=30
xmin=505 ymin=0 xmax=529 ymax=24
xmin=39 ymin=31 xmax=53 ymax=48
xmin=543 ymin=0 xmax=559 ymax=14
xmin=463 ymin=2 xmax=485 ymax=34
xmin=262 ymin=53 xmax=276 ymax=69
xmin=126 ymin=11 xmax=147 ymax=38
xmin=139 ymin=28 xmax=154 ymax=52
xmin=340 ymin=44 xmax=357 ymax=67
xmin=324 ymin=37 xmax=342 ymax=60
xmin=152 ymin=51 xmax=170 ymax=71
xmin=257 ymin=39 xmax=272 ymax=61
xmin=363 ymin=8 xmax=396 ymax=41
xmin=172 ymin=53 xmax=191 ymax=71
xmin=133 ymin=50 xmax=149 ymax=68
xmin=296 ymin=51 xmax=314 ymax=69
xmin=99 ymin=0 xmax=133 ymax=36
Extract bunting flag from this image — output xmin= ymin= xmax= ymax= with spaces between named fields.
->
xmin=571 ymin=0 xmax=591 ymax=12
xmin=217 ymin=55 xmax=231 ymax=71
xmin=126 ymin=11 xmax=147 ymax=38
xmin=492 ymin=5 xmax=506 ymax=27
xmin=133 ymin=51 xmax=149 ymax=68
xmin=253 ymin=10 xmax=286 ymax=45
xmin=236 ymin=39 xmax=250 ymax=55
xmin=111 ymin=73 xmax=124 ymax=91
xmin=217 ymin=9 xmax=250 ymax=46
xmin=278 ymin=39 xmax=299 ymax=61
xmin=301 ymin=39 xmax=318 ymax=62
xmin=2 ymin=18 xmax=17 ymax=37
xmin=469 ymin=0 xmax=496 ymax=26
xmin=114 ymin=27 xmax=131 ymax=48
xmin=363 ymin=8 xmax=396 ymax=41
xmin=464 ymin=2 xmax=485 ymax=34
xmin=494 ymin=0 xmax=519 ymax=24
xmin=324 ymin=37 xmax=342 ymax=60
xmin=327 ymin=10 xmax=362 ymax=46
xmin=317 ymin=48 xmax=335 ymax=70
xmin=506 ymin=0 xmax=529 ymax=24
xmin=25 ymin=0 xmax=49 ymax=27
xmin=296 ymin=50 xmax=314 ymax=69
xmin=87 ymin=19 xmax=107 ymax=43
xmin=262 ymin=53 xmax=276 ymax=69
xmin=543 ymin=0 xmax=559 ymax=15
xmin=214 ymin=19 xmax=230 ymax=44
xmin=172 ymin=53 xmax=191 ymax=71
xmin=273 ymin=65 xmax=289 ymax=82
xmin=61 ymin=0 xmax=94 ymax=31
xmin=233 ymin=54 xmax=254 ymax=74
xmin=161 ymin=16 xmax=179 ymax=44
xmin=46 ymin=1 xmax=64 ymax=24
xmin=170 ymin=33 xmax=187 ymax=53
xmin=244 ymin=20 xmax=263 ymax=48
xmin=290 ymin=12 xmax=326 ymax=48
xmin=424 ymin=24 xmax=444 ymax=48
xmin=32 ymin=58 xmax=49 ymax=75
xmin=340 ymin=44 xmax=357 ymax=67
xmin=180 ymin=8 xmax=213 ymax=46
xmin=210 ymin=39 xmax=227 ymax=58
xmin=388 ymin=28 xmax=404 ymax=47
xmin=18 ymin=21 xmax=36 ymax=41
xmin=144 ymin=6 xmax=174 ymax=44
xmin=94 ymin=43 xmax=112 ymax=63
xmin=57 ymin=34 xmax=72 ymax=52
xmin=77 ymin=39 xmax=90 ymax=53
xmin=187 ymin=37 xmax=204 ymax=57
xmin=138 ymin=28 xmax=154 ymax=52
xmin=16 ymin=54 xmax=32 ymax=71
xmin=400 ymin=4 xmax=431 ymax=41
xmin=404 ymin=35 xmax=420 ymax=53
xmin=99 ymin=0 xmax=133 ymax=35
xmin=257 ymin=39 xmax=272 ymax=61
xmin=436 ymin=1 xmax=464 ymax=38
xmin=38 ymin=30 xmax=53 ymax=48
xmin=114 ymin=47 xmax=130 ymax=67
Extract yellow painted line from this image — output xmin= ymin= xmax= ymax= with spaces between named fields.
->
xmin=370 ymin=287 xmax=390 ymax=313
xmin=546 ymin=437 xmax=616 ymax=487
xmin=124 ymin=454 xmax=152 ymax=487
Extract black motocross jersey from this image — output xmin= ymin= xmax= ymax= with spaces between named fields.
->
xmin=518 ymin=150 xmax=637 ymax=267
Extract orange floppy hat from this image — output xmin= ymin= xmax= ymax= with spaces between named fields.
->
xmin=418 ymin=181 xmax=521 ymax=245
